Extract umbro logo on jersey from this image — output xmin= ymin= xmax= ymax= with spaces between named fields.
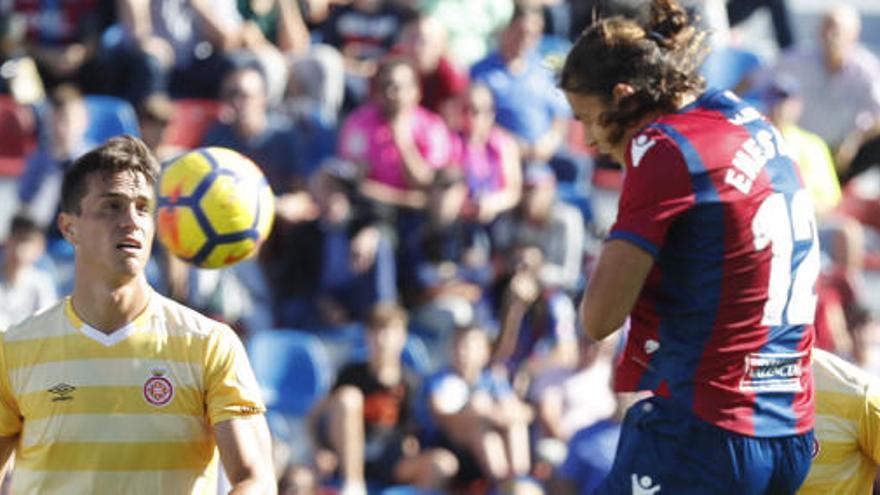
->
xmin=48 ymin=383 xmax=76 ymax=402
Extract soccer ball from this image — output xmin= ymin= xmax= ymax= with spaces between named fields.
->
xmin=156 ymin=147 xmax=275 ymax=269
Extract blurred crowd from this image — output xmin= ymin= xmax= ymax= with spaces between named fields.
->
xmin=1 ymin=0 xmax=879 ymax=494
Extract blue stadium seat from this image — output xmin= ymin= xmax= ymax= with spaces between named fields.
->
xmin=249 ymin=329 xmax=332 ymax=463
xmin=248 ymin=328 xmax=331 ymax=417
xmin=84 ymin=95 xmax=140 ymax=143
xmin=556 ymin=182 xmax=594 ymax=227
xmin=701 ymin=46 xmax=763 ymax=91
xmin=380 ymin=486 xmax=443 ymax=495
xmin=402 ymin=334 xmax=432 ymax=375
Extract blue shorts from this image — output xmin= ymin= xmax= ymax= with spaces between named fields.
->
xmin=597 ymin=396 xmax=813 ymax=495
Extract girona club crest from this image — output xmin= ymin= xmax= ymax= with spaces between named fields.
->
xmin=143 ymin=369 xmax=174 ymax=407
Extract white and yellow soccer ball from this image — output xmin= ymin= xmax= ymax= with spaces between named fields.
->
xmin=156 ymin=147 xmax=275 ymax=269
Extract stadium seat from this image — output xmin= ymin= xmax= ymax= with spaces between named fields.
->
xmin=0 ymin=95 xmax=37 ymax=176
xmin=160 ymin=98 xmax=222 ymax=150
xmin=84 ymin=95 xmax=140 ymax=143
xmin=557 ymin=182 xmax=594 ymax=227
xmin=701 ymin=46 xmax=763 ymax=91
xmin=380 ymin=486 xmax=443 ymax=495
xmin=249 ymin=329 xmax=332 ymax=463
xmin=248 ymin=328 xmax=331 ymax=416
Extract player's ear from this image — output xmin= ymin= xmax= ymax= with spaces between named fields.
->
xmin=57 ymin=212 xmax=77 ymax=245
xmin=611 ymin=83 xmax=636 ymax=104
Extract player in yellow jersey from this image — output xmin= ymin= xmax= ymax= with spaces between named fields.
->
xmin=799 ymin=348 xmax=880 ymax=494
xmin=0 ymin=136 xmax=276 ymax=494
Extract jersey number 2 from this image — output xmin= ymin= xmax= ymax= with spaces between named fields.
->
xmin=752 ymin=190 xmax=820 ymax=326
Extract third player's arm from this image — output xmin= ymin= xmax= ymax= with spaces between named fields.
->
xmin=579 ymin=239 xmax=653 ymax=341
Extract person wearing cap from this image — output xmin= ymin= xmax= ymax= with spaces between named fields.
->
xmin=763 ymin=74 xmax=872 ymax=359
xmin=748 ymin=5 xmax=880 ymax=184
xmin=763 ymin=75 xmax=840 ymax=217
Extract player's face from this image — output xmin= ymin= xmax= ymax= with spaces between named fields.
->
xmin=565 ymin=91 xmax=625 ymax=163
xmin=60 ymin=171 xmax=155 ymax=286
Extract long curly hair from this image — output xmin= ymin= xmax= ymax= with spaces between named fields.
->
xmin=559 ymin=0 xmax=709 ymax=145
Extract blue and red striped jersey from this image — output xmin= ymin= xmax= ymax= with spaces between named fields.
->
xmin=611 ymin=90 xmax=817 ymax=437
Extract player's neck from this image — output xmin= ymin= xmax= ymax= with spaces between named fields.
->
xmin=70 ymin=276 xmax=152 ymax=334
xmin=618 ymin=92 xmax=699 ymax=165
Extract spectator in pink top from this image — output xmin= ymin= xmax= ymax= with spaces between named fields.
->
xmin=447 ymin=83 xmax=522 ymax=225
xmin=338 ymin=57 xmax=453 ymax=210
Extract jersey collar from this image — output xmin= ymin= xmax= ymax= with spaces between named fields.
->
xmin=64 ymin=293 xmax=155 ymax=347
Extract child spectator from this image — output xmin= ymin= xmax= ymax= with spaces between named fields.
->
xmin=0 ymin=214 xmax=57 ymax=329
xmin=312 ymin=303 xmax=457 ymax=494
xmin=420 ymin=324 xmax=531 ymax=487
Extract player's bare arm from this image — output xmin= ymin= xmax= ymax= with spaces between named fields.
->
xmin=214 ymin=416 xmax=276 ymax=495
xmin=0 ymin=435 xmax=15 ymax=479
xmin=579 ymin=239 xmax=653 ymax=341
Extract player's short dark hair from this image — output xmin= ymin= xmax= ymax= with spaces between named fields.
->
xmin=60 ymin=135 xmax=160 ymax=214
xmin=559 ymin=0 xmax=708 ymax=145
xmin=365 ymin=302 xmax=408 ymax=331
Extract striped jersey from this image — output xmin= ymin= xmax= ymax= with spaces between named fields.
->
xmin=799 ymin=349 xmax=880 ymax=494
xmin=0 ymin=293 xmax=265 ymax=494
xmin=611 ymin=90 xmax=817 ymax=437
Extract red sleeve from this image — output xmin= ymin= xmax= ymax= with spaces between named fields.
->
xmin=609 ymin=132 xmax=695 ymax=257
